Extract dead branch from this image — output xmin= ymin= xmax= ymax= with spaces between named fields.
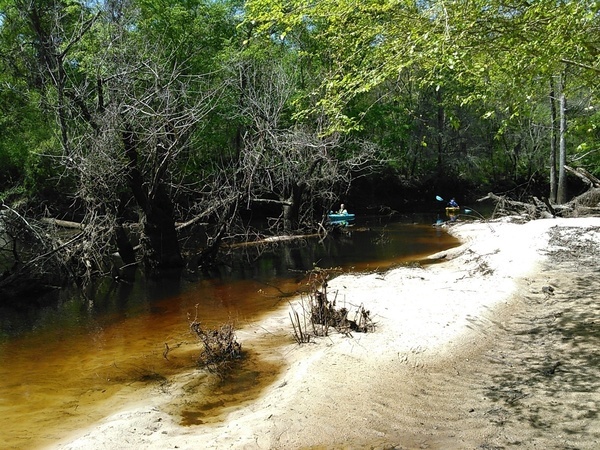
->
xmin=480 ymin=188 xmax=600 ymax=221
xmin=0 ymin=207 xmax=73 ymax=298
xmin=478 ymin=192 xmax=554 ymax=220
xmin=289 ymin=308 xmax=311 ymax=344
xmin=189 ymin=315 xmax=242 ymax=376
xmin=564 ymin=165 xmax=600 ymax=188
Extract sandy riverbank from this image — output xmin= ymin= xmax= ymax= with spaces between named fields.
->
xmin=54 ymin=216 xmax=600 ymax=450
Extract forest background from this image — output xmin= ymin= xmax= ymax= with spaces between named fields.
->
xmin=0 ymin=0 xmax=599 ymax=300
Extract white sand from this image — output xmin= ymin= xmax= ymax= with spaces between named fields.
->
xmin=54 ymin=216 xmax=600 ymax=450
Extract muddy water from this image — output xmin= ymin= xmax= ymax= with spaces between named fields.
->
xmin=0 ymin=220 xmax=459 ymax=449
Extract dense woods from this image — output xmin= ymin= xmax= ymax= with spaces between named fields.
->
xmin=1 ymin=0 xmax=599 ymax=298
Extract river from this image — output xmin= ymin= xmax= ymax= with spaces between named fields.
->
xmin=0 ymin=216 xmax=459 ymax=449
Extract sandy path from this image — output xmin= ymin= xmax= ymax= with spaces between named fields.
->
xmin=54 ymin=217 xmax=600 ymax=450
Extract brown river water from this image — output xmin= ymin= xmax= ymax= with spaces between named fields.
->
xmin=0 ymin=217 xmax=460 ymax=449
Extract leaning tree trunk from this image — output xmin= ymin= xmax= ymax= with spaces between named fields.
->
xmin=435 ymin=88 xmax=444 ymax=176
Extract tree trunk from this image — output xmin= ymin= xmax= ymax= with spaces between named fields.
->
xmin=549 ymin=81 xmax=558 ymax=203
xmin=122 ymin=126 xmax=183 ymax=274
xmin=557 ymin=77 xmax=568 ymax=204
xmin=436 ymin=88 xmax=444 ymax=175
xmin=113 ymin=193 xmax=134 ymax=261
xmin=282 ymin=184 xmax=302 ymax=233
xmin=26 ymin=4 xmax=70 ymax=153
xmin=142 ymin=183 xmax=183 ymax=273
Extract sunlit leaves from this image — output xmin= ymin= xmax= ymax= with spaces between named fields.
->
xmin=244 ymin=0 xmax=600 ymax=133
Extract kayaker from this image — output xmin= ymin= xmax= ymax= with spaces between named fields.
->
xmin=448 ymin=198 xmax=459 ymax=208
xmin=338 ymin=204 xmax=348 ymax=214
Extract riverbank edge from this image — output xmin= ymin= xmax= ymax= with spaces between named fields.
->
xmin=54 ymin=216 xmax=600 ymax=450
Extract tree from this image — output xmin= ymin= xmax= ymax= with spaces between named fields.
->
xmin=230 ymin=54 xmax=382 ymax=232
xmin=72 ymin=0 xmax=243 ymax=276
xmin=557 ymin=76 xmax=568 ymax=204
xmin=0 ymin=0 xmax=241 ymax=283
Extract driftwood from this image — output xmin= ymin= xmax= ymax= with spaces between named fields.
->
xmin=479 ymin=164 xmax=600 ymax=220
xmin=478 ymin=192 xmax=555 ymax=219
xmin=190 ymin=319 xmax=242 ymax=375
xmin=480 ymin=185 xmax=600 ymax=221
xmin=566 ymin=188 xmax=600 ymax=217
xmin=558 ymin=167 xmax=600 ymax=216
xmin=227 ymin=233 xmax=320 ymax=249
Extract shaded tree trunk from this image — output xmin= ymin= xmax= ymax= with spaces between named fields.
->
xmin=142 ymin=182 xmax=183 ymax=272
xmin=122 ymin=126 xmax=183 ymax=274
xmin=282 ymin=184 xmax=303 ymax=233
xmin=282 ymin=203 xmax=298 ymax=233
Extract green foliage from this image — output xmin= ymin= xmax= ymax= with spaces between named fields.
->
xmin=0 ymin=184 xmax=26 ymax=206
xmin=23 ymin=137 xmax=67 ymax=196
xmin=245 ymin=0 xmax=600 ymax=136
xmin=135 ymin=0 xmax=239 ymax=72
xmin=1 ymin=0 xmax=599 ymax=214
xmin=0 ymin=81 xmax=55 ymax=192
xmin=570 ymin=103 xmax=600 ymax=176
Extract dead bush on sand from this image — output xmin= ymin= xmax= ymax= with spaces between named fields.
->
xmin=189 ymin=306 xmax=242 ymax=374
xmin=290 ymin=267 xmax=375 ymax=344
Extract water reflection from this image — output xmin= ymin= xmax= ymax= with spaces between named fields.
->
xmin=0 ymin=218 xmax=459 ymax=449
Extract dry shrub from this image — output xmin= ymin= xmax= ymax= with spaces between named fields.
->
xmin=190 ymin=318 xmax=242 ymax=374
xmin=290 ymin=266 xmax=375 ymax=343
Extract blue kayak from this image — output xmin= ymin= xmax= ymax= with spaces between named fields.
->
xmin=328 ymin=213 xmax=356 ymax=223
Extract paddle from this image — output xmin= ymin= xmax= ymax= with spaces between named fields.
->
xmin=438 ymin=195 xmax=462 ymax=209
xmin=463 ymin=208 xmax=485 ymax=219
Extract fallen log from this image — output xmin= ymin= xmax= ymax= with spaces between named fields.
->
xmin=41 ymin=218 xmax=85 ymax=230
xmin=570 ymin=187 xmax=600 ymax=208
xmin=565 ymin=165 xmax=600 ymax=188
xmin=566 ymin=187 xmax=600 ymax=217
xmin=480 ymin=187 xmax=600 ymax=220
